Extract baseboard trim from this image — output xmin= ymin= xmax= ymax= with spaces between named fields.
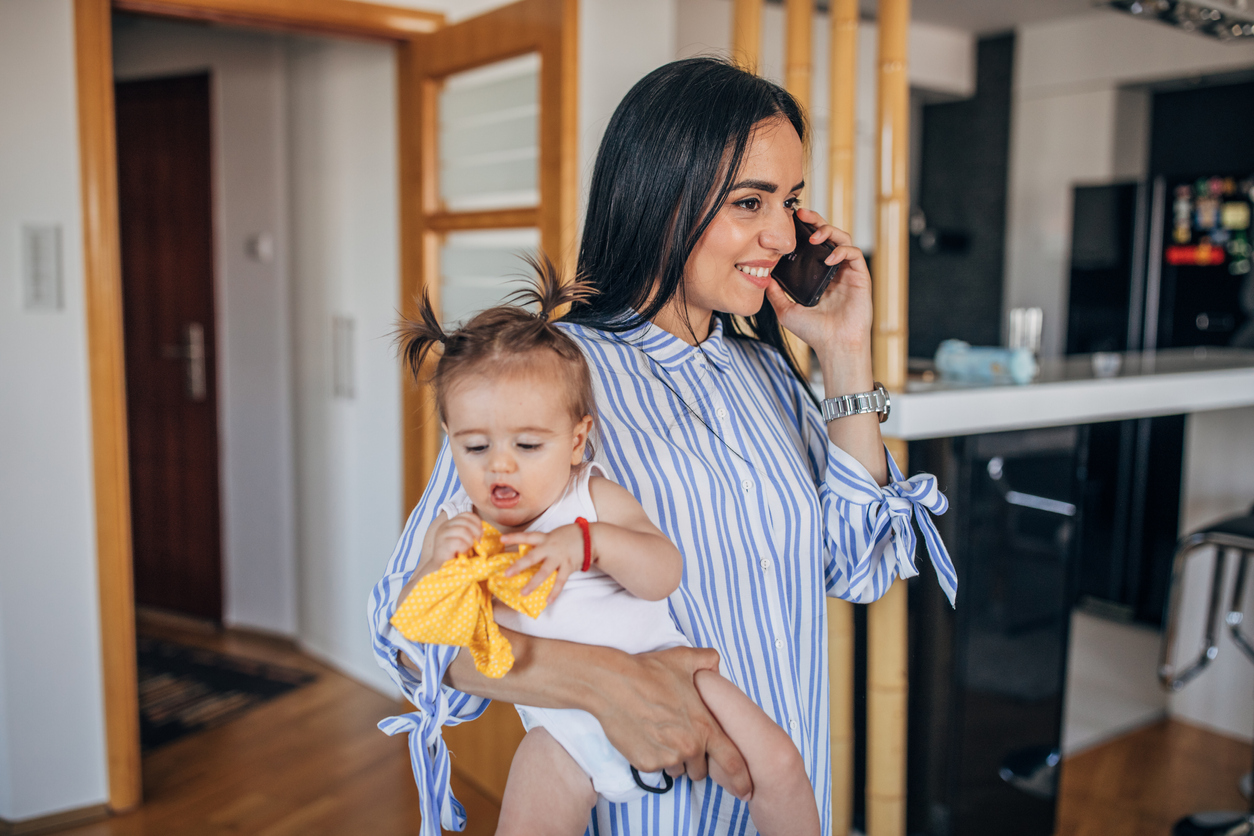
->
xmin=0 ymin=804 xmax=110 ymax=835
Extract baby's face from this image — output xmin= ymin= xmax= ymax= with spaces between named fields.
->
xmin=442 ymin=372 xmax=591 ymax=533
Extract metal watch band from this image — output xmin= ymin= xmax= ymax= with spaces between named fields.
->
xmin=820 ymin=382 xmax=891 ymax=423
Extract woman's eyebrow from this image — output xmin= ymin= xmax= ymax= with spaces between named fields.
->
xmin=730 ymin=179 xmax=806 ymax=193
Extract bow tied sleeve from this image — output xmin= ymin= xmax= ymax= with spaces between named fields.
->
xmin=820 ymin=440 xmax=957 ymax=606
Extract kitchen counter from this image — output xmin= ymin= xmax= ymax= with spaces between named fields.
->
xmin=872 ymin=347 xmax=1254 ymax=439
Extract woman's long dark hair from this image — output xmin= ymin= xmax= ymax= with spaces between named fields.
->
xmin=565 ymin=56 xmax=813 ymax=396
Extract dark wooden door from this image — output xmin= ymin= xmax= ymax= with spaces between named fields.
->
xmin=116 ymin=73 xmax=223 ymax=621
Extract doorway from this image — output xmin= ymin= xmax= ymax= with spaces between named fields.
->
xmin=78 ymin=0 xmax=578 ymax=812
xmin=116 ymin=71 xmax=224 ymax=623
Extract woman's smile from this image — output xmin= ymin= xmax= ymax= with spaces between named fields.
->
xmin=734 ymin=260 xmax=778 ymax=287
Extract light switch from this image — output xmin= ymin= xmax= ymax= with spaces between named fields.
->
xmin=23 ymin=225 xmax=62 ymax=311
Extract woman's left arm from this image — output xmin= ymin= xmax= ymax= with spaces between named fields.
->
xmin=768 ymin=208 xmax=956 ymax=606
xmin=764 ymin=207 xmax=886 ymax=486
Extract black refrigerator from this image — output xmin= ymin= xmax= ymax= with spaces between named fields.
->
xmin=1067 ymin=174 xmax=1254 ymax=625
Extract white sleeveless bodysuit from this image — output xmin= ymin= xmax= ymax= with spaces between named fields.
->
xmin=436 ymin=462 xmax=689 ymax=801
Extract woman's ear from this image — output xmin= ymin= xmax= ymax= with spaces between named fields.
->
xmin=570 ymin=415 xmax=594 ymax=464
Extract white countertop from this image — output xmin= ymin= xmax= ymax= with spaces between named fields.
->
xmin=865 ymin=347 xmax=1254 ymax=440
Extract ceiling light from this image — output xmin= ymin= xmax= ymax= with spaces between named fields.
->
xmin=1099 ymin=0 xmax=1254 ymax=39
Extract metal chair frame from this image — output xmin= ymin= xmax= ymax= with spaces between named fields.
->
xmin=1158 ymin=516 xmax=1254 ymax=836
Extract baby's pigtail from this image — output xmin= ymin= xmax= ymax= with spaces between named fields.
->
xmin=395 ymin=288 xmax=447 ymax=381
xmin=509 ymin=252 xmax=598 ymax=322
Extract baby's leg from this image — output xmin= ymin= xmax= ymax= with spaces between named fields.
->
xmin=496 ymin=727 xmax=597 ymax=836
xmin=694 ymin=670 xmax=820 ymax=836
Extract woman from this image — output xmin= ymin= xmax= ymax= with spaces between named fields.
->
xmin=370 ymin=57 xmax=954 ymax=835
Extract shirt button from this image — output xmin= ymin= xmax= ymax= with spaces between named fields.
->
xmin=789 ymin=719 xmax=799 ymax=731
xmin=716 ymin=407 xmax=728 ymax=420
xmin=774 ymin=638 xmax=784 ymax=649
xmin=742 ymin=479 xmax=752 ymax=492
xmin=760 ymin=558 xmax=771 ymax=570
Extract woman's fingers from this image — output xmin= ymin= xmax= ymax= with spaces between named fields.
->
xmin=765 ymin=278 xmax=798 ymax=313
xmin=824 ymin=244 xmax=862 ymax=267
xmin=796 ymin=206 xmax=853 ymax=247
xmin=701 ymin=725 xmax=752 ymax=798
xmin=594 ymin=647 xmax=753 ymax=801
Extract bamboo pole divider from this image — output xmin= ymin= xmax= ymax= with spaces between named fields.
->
xmin=781 ymin=0 xmax=812 ymax=378
xmin=868 ymin=0 xmax=912 ymax=832
xmin=732 ymin=0 xmax=763 ymax=72
xmin=784 ymin=0 xmax=812 ymax=112
xmin=828 ymin=0 xmax=858 ymax=233
xmin=871 ymin=0 xmax=911 ymax=396
xmin=825 ymin=0 xmax=859 ymax=832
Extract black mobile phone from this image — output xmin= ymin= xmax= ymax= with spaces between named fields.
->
xmin=771 ymin=213 xmax=837 ymax=307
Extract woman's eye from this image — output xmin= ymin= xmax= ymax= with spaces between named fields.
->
xmin=784 ymin=197 xmax=801 ymax=210
xmin=734 ymin=197 xmax=760 ymax=211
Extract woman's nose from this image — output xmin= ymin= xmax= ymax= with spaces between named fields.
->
xmin=761 ymin=208 xmax=796 ymax=254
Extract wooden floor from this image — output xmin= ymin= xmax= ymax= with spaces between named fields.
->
xmin=1056 ymin=719 xmax=1252 ymax=836
xmin=58 ymin=624 xmax=501 ymax=836
xmin=55 ymin=624 xmax=1249 ymax=835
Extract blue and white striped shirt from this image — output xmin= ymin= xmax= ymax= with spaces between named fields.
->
xmin=370 ymin=317 xmax=955 ymax=836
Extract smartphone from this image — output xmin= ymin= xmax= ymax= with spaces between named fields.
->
xmin=772 ymin=213 xmax=838 ymax=307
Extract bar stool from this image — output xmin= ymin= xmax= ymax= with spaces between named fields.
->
xmin=1159 ymin=505 xmax=1254 ymax=836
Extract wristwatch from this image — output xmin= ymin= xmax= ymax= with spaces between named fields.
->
xmin=821 ymin=382 xmax=890 ymax=423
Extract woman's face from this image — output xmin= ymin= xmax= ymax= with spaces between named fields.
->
xmin=676 ymin=117 xmax=804 ymax=335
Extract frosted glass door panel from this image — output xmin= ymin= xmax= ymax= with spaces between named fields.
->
xmin=439 ymin=53 xmax=539 ymax=211
xmin=440 ymin=228 xmax=541 ymax=328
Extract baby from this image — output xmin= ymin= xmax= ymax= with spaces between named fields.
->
xmin=393 ymin=257 xmax=820 ymax=836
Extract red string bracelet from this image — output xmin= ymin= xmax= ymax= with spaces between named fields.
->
xmin=575 ymin=516 xmax=592 ymax=572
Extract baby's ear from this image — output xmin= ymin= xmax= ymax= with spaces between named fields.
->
xmin=570 ymin=415 xmax=594 ymax=464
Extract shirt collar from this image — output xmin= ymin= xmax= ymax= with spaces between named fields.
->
xmin=616 ymin=315 xmax=732 ymax=374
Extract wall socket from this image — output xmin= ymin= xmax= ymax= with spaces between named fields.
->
xmin=22 ymin=225 xmax=62 ymax=311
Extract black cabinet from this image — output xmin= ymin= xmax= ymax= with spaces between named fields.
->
xmin=904 ymin=427 xmax=1086 ymax=836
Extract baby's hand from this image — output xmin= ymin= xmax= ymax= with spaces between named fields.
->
xmin=500 ymin=524 xmax=586 ymax=603
xmin=432 ymin=512 xmax=482 ymax=564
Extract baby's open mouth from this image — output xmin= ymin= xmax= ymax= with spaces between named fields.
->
xmin=490 ymin=484 xmax=520 ymax=507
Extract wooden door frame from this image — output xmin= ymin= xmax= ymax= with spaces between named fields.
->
xmin=75 ymin=0 xmax=576 ymax=812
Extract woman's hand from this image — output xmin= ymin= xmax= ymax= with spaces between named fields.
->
xmin=595 ymin=646 xmax=753 ymax=800
xmin=767 ymin=207 xmax=887 ymax=482
xmin=441 ymin=632 xmax=754 ymax=800
xmin=765 ymin=206 xmax=873 ymax=360
xmin=500 ymin=524 xmax=584 ymax=602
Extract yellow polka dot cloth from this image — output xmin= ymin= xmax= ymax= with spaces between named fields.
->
xmin=390 ymin=522 xmax=556 ymax=679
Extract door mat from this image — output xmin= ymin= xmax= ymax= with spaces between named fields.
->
xmin=137 ymin=636 xmax=317 ymax=751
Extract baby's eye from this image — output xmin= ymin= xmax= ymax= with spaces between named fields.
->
xmin=516 ymin=442 xmax=543 ymax=451
xmin=463 ymin=444 xmax=488 ymax=454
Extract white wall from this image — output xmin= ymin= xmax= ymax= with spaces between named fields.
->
xmin=287 ymin=36 xmax=403 ymax=695
xmin=578 ymin=0 xmax=678 ymax=237
xmin=1003 ymin=10 xmax=1254 ymax=358
xmin=676 ymin=0 xmax=974 ymax=251
xmin=112 ymin=19 xmax=298 ymax=638
xmin=0 ymin=0 xmax=110 ymax=823
xmin=1173 ymin=406 xmax=1254 ymax=742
